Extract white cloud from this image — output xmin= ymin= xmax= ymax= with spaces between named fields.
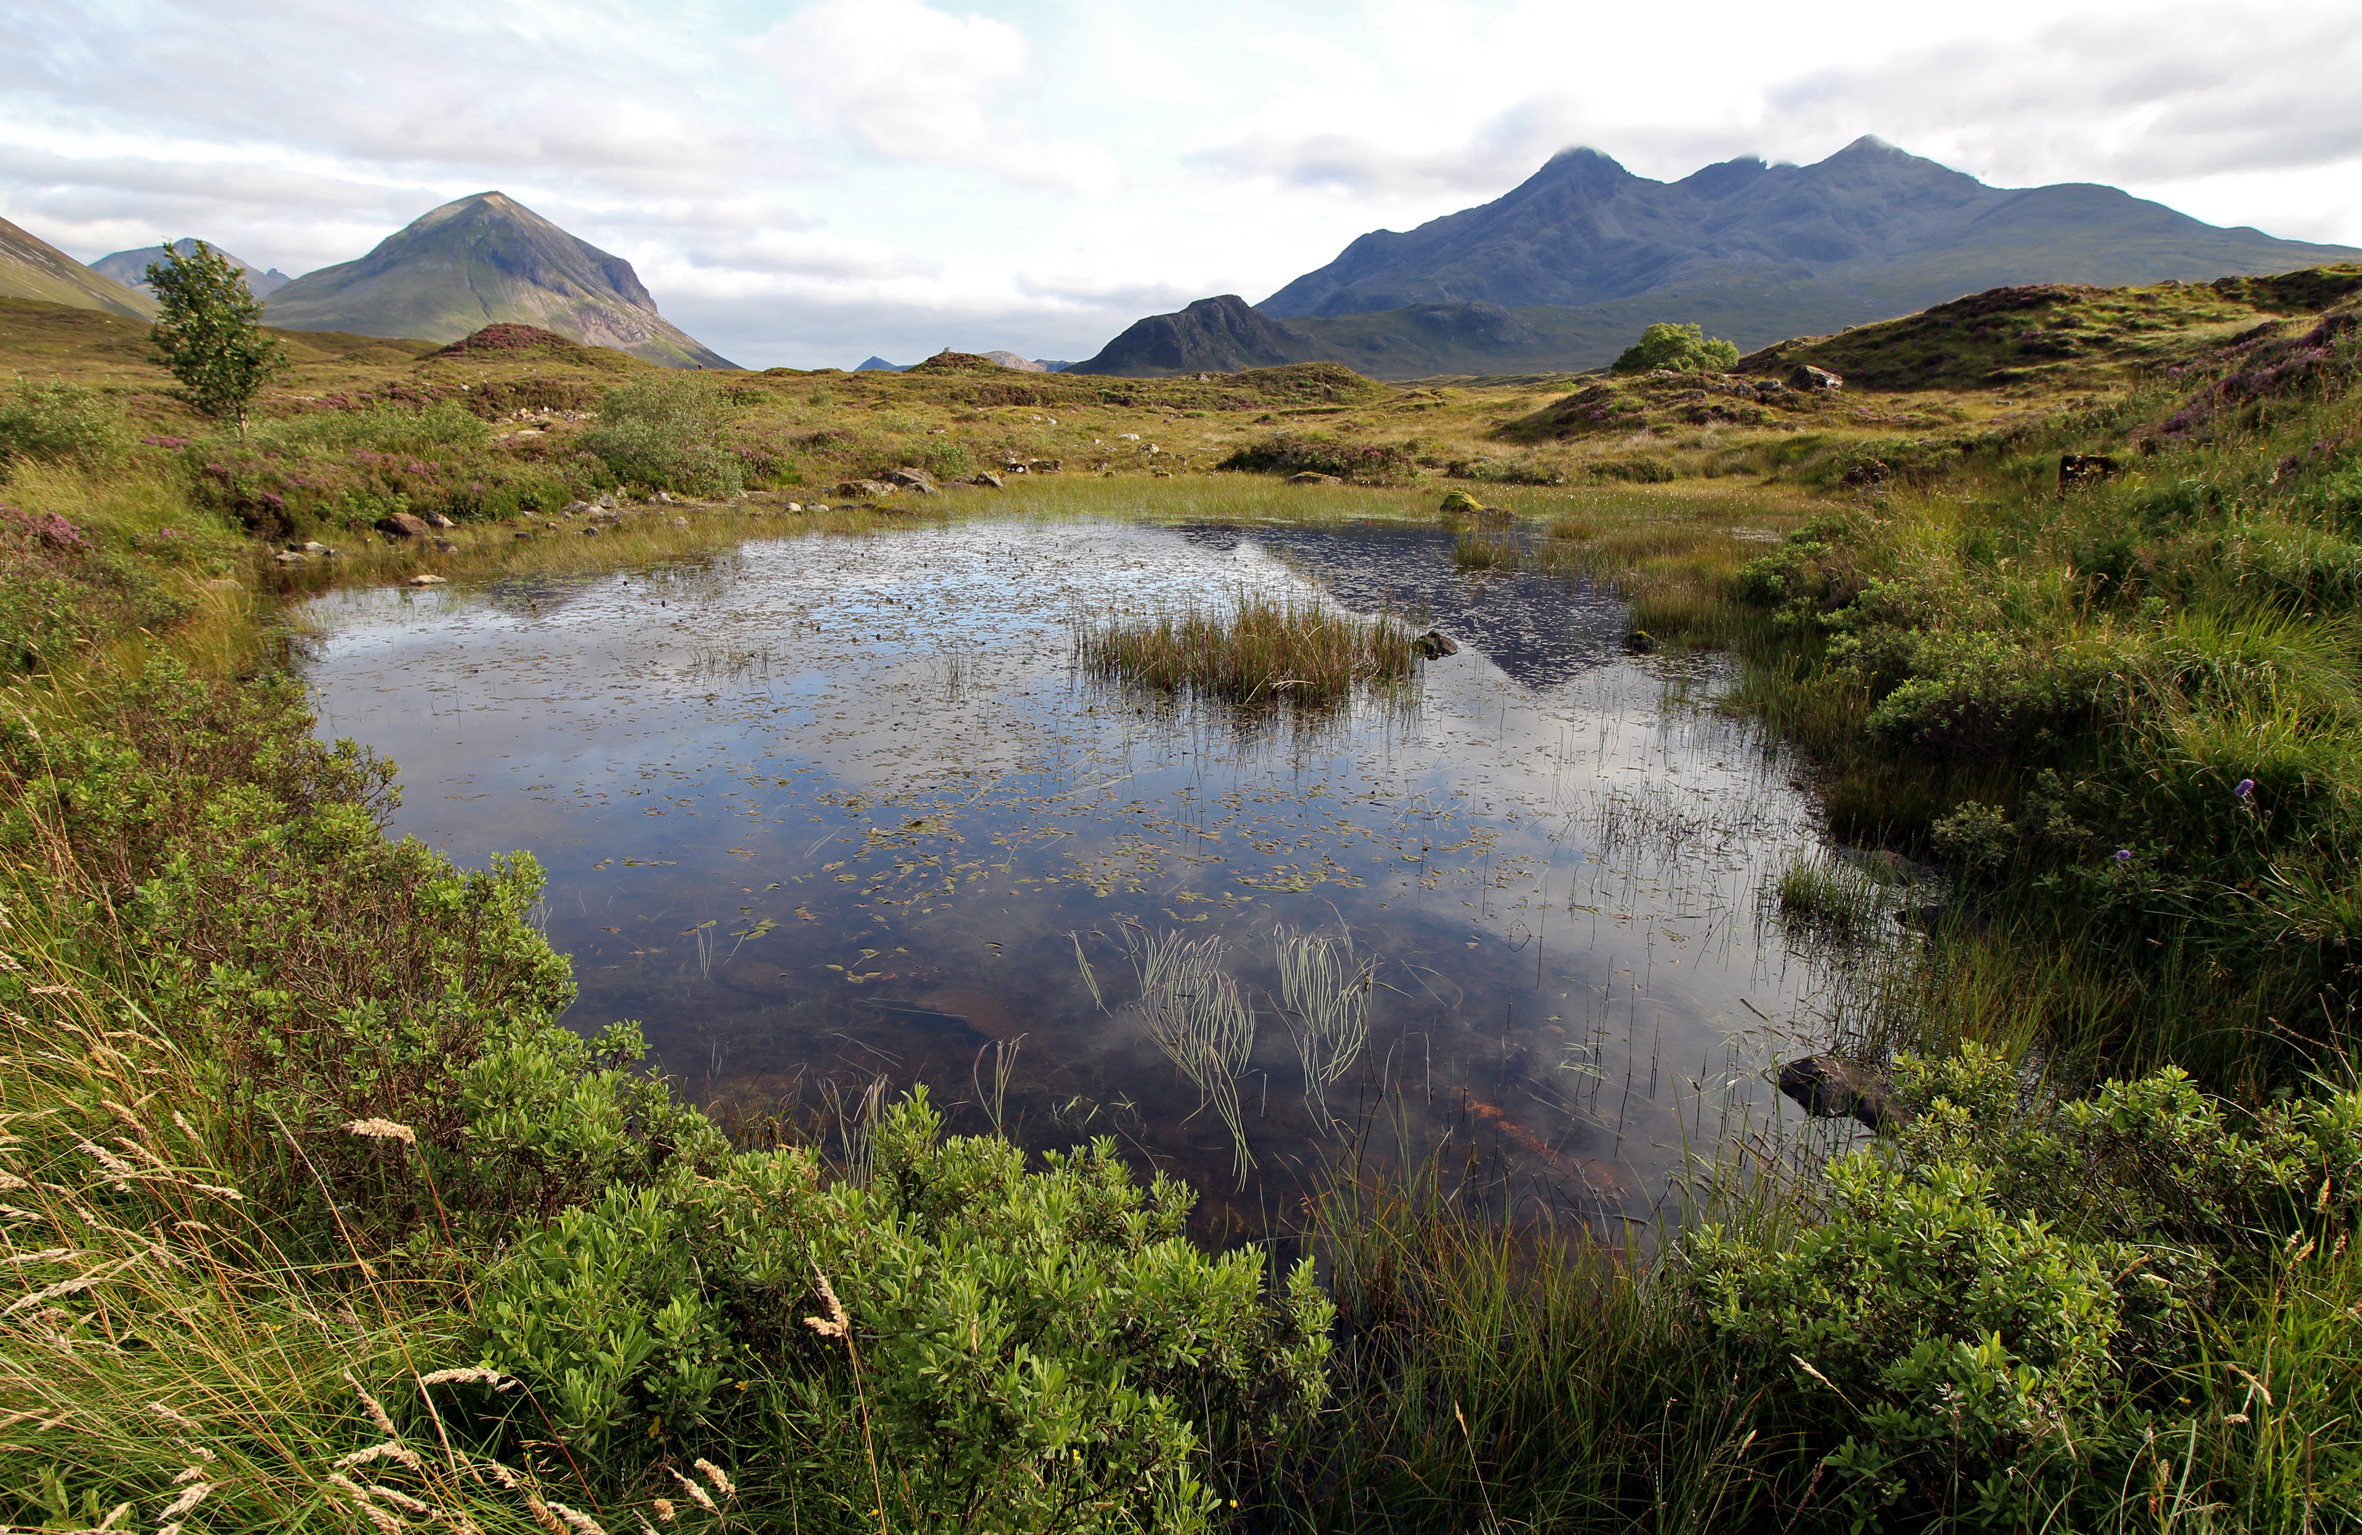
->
xmin=0 ymin=0 xmax=2356 ymax=368
xmin=756 ymin=0 xmax=1119 ymax=195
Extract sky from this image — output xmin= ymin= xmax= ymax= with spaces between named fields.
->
xmin=3 ymin=0 xmax=2358 ymax=369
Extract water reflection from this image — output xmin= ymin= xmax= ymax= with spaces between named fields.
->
xmin=302 ymin=515 xmax=1852 ymax=1237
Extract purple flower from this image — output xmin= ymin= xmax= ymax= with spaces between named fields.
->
xmin=2113 ymin=849 xmax=2133 ymax=864
xmin=2235 ymin=779 xmax=2256 ymax=804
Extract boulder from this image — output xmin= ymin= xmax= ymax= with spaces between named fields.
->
xmin=970 ymin=472 xmax=1005 ymax=490
xmin=1776 ymin=1055 xmax=1906 ymax=1131
xmin=1411 ymin=629 xmax=1459 ymax=659
xmin=422 ymin=510 xmax=456 ymax=529
xmin=432 ymin=538 xmax=459 ymax=553
xmin=271 ymin=549 xmax=307 ymax=564
xmin=1439 ymin=489 xmax=1484 ymax=514
xmin=375 ymin=512 xmax=432 ymax=539
xmin=1622 ymin=630 xmax=1658 ymax=654
xmin=1287 ymin=471 xmax=1343 ymax=486
xmin=1789 ymin=364 xmax=1844 ymax=392
xmin=405 ymin=572 xmax=447 ymax=587
xmin=882 ymin=466 xmax=942 ymax=494
xmin=837 ymin=480 xmax=896 ymax=499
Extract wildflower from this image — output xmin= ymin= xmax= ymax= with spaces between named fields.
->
xmin=345 ymin=1118 xmax=417 ymax=1146
xmin=2113 ymin=850 xmax=2133 ymax=864
xmin=2235 ymin=778 xmax=2256 ymax=805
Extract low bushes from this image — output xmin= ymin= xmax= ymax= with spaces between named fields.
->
xmin=1216 ymin=433 xmax=1418 ymax=485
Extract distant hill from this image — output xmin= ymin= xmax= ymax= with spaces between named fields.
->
xmin=91 ymin=240 xmax=291 ymax=299
xmin=0 ymin=216 xmax=156 ymax=320
xmin=1082 ymin=138 xmax=2362 ymax=378
xmin=1068 ymin=295 xmax=1349 ymax=376
xmin=855 ymin=356 xmax=909 ymax=372
xmin=263 ymin=192 xmax=733 ymax=369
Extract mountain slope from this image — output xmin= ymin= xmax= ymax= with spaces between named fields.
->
xmin=263 ymin=193 xmax=733 ymax=369
xmin=0 ymin=216 xmax=156 ymax=320
xmin=91 ymin=240 xmax=290 ymax=298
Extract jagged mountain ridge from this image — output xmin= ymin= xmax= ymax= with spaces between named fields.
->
xmin=264 ymin=193 xmax=733 ymax=369
xmin=1067 ymin=138 xmax=2362 ymax=378
xmin=0 ymin=215 xmax=156 ymax=319
xmin=91 ymin=240 xmax=291 ymax=299
xmin=1262 ymin=137 xmax=2362 ymax=324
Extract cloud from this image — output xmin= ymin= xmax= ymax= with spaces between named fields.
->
xmin=1762 ymin=11 xmax=2362 ymax=187
xmin=756 ymin=0 xmax=1119 ymax=194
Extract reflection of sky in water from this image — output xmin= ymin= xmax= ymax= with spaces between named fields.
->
xmin=302 ymin=517 xmax=1858 ymax=1236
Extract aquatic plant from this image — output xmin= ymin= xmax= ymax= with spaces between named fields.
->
xmin=1078 ymin=928 xmax=1261 ymax=1185
xmin=1273 ymin=925 xmax=1374 ymax=1135
xmin=1074 ymin=593 xmax=1414 ymax=711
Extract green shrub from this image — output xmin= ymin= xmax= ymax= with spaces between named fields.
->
xmin=0 ymin=380 xmax=124 ymax=466
xmin=1586 ymin=457 xmax=1676 ymax=483
xmin=1687 ymin=1046 xmax=2362 ymax=1528
xmin=589 ymin=373 xmax=746 ymax=497
xmin=473 ymin=1091 xmax=1334 ymax=1530
xmin=1610 ymin=321 xmax=1740 ymax=376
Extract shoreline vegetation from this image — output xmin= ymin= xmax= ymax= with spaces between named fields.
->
xmin=4 ymin=271 xmax=2362 ymax=1530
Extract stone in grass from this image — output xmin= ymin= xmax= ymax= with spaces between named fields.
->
xmin=376 ymin=512 xmax=431 ymax=539
xmin=1287 ymin=471 xmax=1343 ymax=486
xmin=422 ymin=510 xmax=456 ymax=529
xmin=1777 ymin=1055 xmax=1906 ymax=1130
xmin=838 ymin=479 xmax=896 ymax=499
xmin=405 ymin=572 xmax=448 ymax=587
xmin=881 ymin=466 xmax=941 ymax=493
xmin=1622 ymin=630 xmax=1658 ymax=654
xmin=1439 ymin=489 xmax=1485 ymax=515
xmin=970 ymin=472 xmax=1005 ymax=490
xmin=1789 ymin=364 xmax=1844 ymax=392
xmin=1411 ymin=629 xmax=1459 ymax=659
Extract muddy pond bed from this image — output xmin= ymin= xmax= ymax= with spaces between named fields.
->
xmin=301 ymin=506 xmax=1875 ymax=1236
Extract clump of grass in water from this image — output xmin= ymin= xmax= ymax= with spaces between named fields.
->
xmin=1772 ymin=855 xmax=1886 ymax=936
xmin=1074 ymin=594 xmax=1413 ymax=710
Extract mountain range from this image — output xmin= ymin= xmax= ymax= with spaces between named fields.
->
xmin=1071 ymin=137 xmax=2362 ymax=377
xmin=91 ymin=239 xmax=292 ymax=299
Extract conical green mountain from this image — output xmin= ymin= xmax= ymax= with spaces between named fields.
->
xmin=0 ymin=215 xmax=156 ymax=319
xmin=264 ymin=192 xmax=733 ymax=369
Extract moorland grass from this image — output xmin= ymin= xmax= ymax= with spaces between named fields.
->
xmin=8 ymin=284 xmax=2362 ymax=1531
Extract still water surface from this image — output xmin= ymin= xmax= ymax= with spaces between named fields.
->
xmin=303 ymin=514 xmax=1854 ymax=1234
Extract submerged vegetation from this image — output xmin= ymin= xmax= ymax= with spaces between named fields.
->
xmin=4 ymin=268 xmax=2362 ymax=1529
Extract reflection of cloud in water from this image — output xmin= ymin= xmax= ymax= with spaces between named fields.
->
xmin=301 ymin=516 xmax=1870 ymax=1236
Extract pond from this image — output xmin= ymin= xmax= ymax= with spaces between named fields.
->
xmin=301 ymin=505 xmax=1865 ymax=1237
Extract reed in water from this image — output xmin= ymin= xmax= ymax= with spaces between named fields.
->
xmin=1074 ymin=593 xmax=1414 ymax=709
xmin=1274 ymin=925 xmax=1374 ymax=1135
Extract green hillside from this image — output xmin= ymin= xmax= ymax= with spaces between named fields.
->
xmin=0 ymin=214 xmax=157 ymax=320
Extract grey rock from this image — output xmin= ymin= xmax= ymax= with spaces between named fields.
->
xmin=375 ymin=512 xmax=431 ymax=539
xmin=1777 ymin=1055 xmax=1907 ymax=1131
xmin=1287 ymin=471 xmax=1343 ymax=485
xmin=1790 ymin=364 xmax=1845 ymax=392
xmin=1411 ymin=629 xmax=1459 ymax=659
xmin=882 ymin=465 xmax=942 ymax=494
xmin=422 ymin=509 xmax=456 ymax=529
xmin=1622 ymin=630 xmax=1658 ymax=654
xmin=970 ymin=473 xmax=1005 ymax=490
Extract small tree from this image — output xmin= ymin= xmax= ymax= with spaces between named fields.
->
xmin=147 ymin=240 xmax=287 ymax=432
xmin=1610 ymin=321 xmax=1741 ymax=376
